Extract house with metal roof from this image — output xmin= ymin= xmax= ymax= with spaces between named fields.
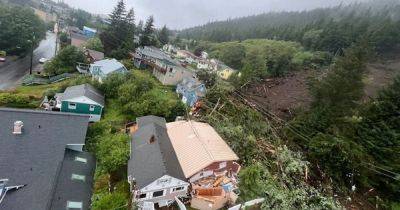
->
xmin=134 ymin=47 xmax=195 ymax=85
xmin=176 ymin=77 xmax=206 ymax=107
xmin=0 ymin=108 xmax=95 ymax=210
xmin=128 ymin=116 xmax=241 ymax=209
xmin=89 ymin=59 xmax=128 ymax=83
xmin=128 ymin=116 xmax=190 ymax=208
xmin=55 ymin=84 xmax=105 ymax=122
xmin=83 ymin=26 xmax=97 ymax=38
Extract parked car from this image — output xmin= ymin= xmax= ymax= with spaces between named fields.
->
xmin=0 ymin=51 xmax=6 ymax=62
xmin=39 ymin=58 xmax=48 ymax=64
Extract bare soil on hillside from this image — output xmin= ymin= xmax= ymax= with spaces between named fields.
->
xmin=242 ymin=57 xmax=400 ymax=119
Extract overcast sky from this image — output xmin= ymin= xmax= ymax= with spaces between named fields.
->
xmin=63 ymin=0 xmax=363 ymax=29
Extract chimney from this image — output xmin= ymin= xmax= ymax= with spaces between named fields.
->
xmin=13 ymin=121 xmax=23 ymax=135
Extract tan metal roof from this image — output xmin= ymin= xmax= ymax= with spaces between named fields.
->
xmin=166 ymin=121 xmax=239 ymax=178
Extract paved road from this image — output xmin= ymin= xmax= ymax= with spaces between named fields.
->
xmin=0 ymin=32 xmax=56 ymax=90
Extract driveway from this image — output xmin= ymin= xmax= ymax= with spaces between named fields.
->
xmin=0 ymin=32 xmax=56 ymax=90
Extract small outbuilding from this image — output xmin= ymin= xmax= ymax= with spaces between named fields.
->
xmin=56 ymin=84 xmax=105 ymax=122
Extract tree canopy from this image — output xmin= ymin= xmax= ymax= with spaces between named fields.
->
xmin=181 ymin=0 xmax=400 ymax=54
xmin=44 ymin=45 xmax=86 ymax=75
xmin=100 ymin=0 xmax=135 ymax=59
xmin=0 ymin=4 xmax=46 ymax=55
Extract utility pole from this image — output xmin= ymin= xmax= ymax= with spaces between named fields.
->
xmin=29 ymin=34 xmax=35 ymax=75
xmin=54 ymin=19 xmax=60 ymax=56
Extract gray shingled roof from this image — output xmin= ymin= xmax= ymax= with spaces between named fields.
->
xmin=0 ymin=108 xmax=90 ymax=210
xmin=59 ymin=84 xmax=105 ymax=107
xmin=137 ymin=115 xmax=167 ymax=129
xmin=50 ymin=149 xmax=96 ymax=210
xmin=128 ymin=116 xmax=186 ymax=189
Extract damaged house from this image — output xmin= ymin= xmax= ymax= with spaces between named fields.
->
xmin=128 ymin=116 xmax=240 ymax=210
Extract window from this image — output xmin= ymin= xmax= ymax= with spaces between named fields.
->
xmin=172 ymin=186 xmax=185 ymax=192
xmin=74 ymin=157 xmax=87 ymax=163
xmin=89 ymin=105 xmax=95 ymax=111
xmin=71 ymin=174 xmax=86 ymax=182
xmin=219 ymin=162 xmax=227 ymax=169
xmin=67 ymin=201 xmax=82 ymax=210
xmin=152 ymin=190 xmax=164 ymax=198
xmin=138 ymin=193 xmax=147 ymax=199
xmin=68 ymin=102 xmax=76 ymax=109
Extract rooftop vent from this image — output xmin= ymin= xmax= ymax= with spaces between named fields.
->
xmin=13 ymin=121 xmax=23 ymax=135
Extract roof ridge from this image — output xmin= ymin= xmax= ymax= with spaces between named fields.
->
xmin=0 ymin=108 xmax=89 ymax=118
xmin=187 ymin=121 xmax=215 ymax=161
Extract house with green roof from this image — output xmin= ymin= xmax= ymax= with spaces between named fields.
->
xmin=55 ymin=84 xmax=105 ymax=122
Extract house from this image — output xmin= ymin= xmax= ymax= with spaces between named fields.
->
xmin=90 ymin=58 xmax=128 ymax=83
xmin=176 ymin=77 xmax=206 ymax=107
xmin=134 ymin=46 xmax=168 ymax=69
xmin=85 ymin=49 xmax=104 ymax=63
xmin=201 ymin=51 xmax=209 ymax=59
xmin=128 ymin=116 xmax=190 ymax=208
xmin=128 ymin=116 xmax=240 ymax=209
xmin=55 ymin=84 xmax=105 ymax=122
xmin=0 ymin=108 xmax=95 ymax=210
xmin=197 ymin=59 xmax=212 ymax=70
xmin=83 ymin=26 xmax=97 ymax=38
xmin=70 ymin=32 xmax=89 ymax=48
xmin=134 ymin=47 xmax=195 ymax=86
xmin=217 ymin=64 xmax=238 ymax=80
xmin=152 ymin=58 xmax=195 ymax=86
xmin=176 ymin=50 xmax=199 ymax=64
xmin=162 ymin=44 xmax=179 ymax=54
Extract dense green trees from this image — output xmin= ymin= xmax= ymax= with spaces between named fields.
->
xmin=139 ymin=16 xmax=157 ymax=47
xmin=114 ymin=71 xmax=185 ymax=122
xmin=0 ymin=4 xmax=46 ymax=55
xmin=44 ymin=45 xmax=86 ymax=75
xmin=66 ymin=9 xmax=92 ymax=29
xmin=209 ymin=42 xmax=246 ymax=69
xmin=158 ymin=25 xmax=170 ymax=46
xmin=204 ymin=39 xmax=328 ymax=84
xmin=288 ymin=42 xmax=400 ymax=205
xmin=96 ymin=133 xmax=130 ymax=174
xmin=100 ymin=0 xmax=135 ymax=59
xmin=84 ymin=37 xmax=104 ymax=52
xmin=181 ymin=0 xmax=400 ymax=54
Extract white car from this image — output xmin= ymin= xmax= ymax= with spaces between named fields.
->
xmin=39 ymin=58 xmax=48 ymax=64
xmin=0 ymin=57 xmax=5 ymax=62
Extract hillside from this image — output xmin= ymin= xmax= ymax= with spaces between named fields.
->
xmin=180 ymin=0 xmax=400 ymax=54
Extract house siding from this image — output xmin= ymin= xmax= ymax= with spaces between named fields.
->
xmin=132 ymin=175 xmax=189 ymax=207
xmin=189 ymin=161 xmax=241 ymax=183
xmin=61 ymin=101 xmax=102 ymax=115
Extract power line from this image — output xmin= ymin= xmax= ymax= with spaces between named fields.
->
xmin=232 ymin=90 xmax=400 ymax=181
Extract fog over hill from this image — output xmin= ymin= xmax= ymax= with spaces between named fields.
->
xmin=62 ymin=0 xmax=368 ymax=29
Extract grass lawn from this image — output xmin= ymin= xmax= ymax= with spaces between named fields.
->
xmin=11 ymin=79 xmax=71 ymax=98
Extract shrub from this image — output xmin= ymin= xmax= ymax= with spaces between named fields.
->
xmin=0 ymin=93 xmax=37 ymax=108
